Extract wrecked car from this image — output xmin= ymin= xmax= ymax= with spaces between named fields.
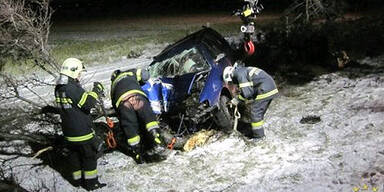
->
xmin=141 ymin=27 xmax=237 ymax=148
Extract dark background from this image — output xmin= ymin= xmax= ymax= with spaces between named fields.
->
xmin=50 ymin=0 xmax=384 ymax=20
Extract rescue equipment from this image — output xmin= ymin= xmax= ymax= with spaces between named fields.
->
xmin=233 ymin=105 xmax=241 ymax=131
xmin=167 ymin=137 xmax=177 ymax=150
xmin=97 ymin=92 xmax=117 ymax=149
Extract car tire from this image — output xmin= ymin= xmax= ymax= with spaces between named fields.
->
xmin=213 ymin=95 xmax=234 ymax=133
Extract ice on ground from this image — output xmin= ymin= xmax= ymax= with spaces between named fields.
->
xmin=2 ymin=56 xmax=384 ymax=192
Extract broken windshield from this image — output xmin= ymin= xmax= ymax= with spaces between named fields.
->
xmin=149 ymin=47 xmax=210 ymax=78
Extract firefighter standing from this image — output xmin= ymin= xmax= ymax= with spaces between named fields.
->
xmin=55 ymin=58 xmax=106 ymax=191
xmin=110 ymin=68 xmax=166 ymax=164
xmin=223 ymin=65 xmax=278 ymax=139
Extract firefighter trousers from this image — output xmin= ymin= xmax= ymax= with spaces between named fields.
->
xmin=67 ymin=137 xmax=99 ymax=186
xmin=118 ymin=94 xmax=158 ymax=146
xmin=250 ymin=98 xmax=273 ymax=138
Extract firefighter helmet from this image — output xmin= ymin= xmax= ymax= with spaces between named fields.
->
xmin=60 ymin=58 xmax=85 ymax=79
xmin=223 ymin=66 xmax=235 ymax=83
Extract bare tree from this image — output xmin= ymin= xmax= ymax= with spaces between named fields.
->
xmin=0 ymin=0 xmax=60 ymax=160
xmin=284 ymin=0 xmax=346 ymax=25
xmin=0 ymin=0 xmax=58 ymax=75
xmin=0 ymin=0 xmax=58 ymax=111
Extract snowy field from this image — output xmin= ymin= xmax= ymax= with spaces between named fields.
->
xmin=2 ymin=54 xmax=384 ymax=192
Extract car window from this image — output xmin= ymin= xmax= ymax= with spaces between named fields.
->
xmin=149 ymin=47 xmax=210 ymax=78
xmin=202 ymin=34 xmax=226 ymax=59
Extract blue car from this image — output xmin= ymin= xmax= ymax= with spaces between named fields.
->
xmin=141 ymin=27 xmax=236 ymax=142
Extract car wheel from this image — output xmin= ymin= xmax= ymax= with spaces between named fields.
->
xmin=213 ymin=95 xmax=234 ymax=133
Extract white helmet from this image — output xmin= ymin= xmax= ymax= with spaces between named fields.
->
xmin=60 ymin=58 xmax=85 ymax=79
xmin=223 ymin=66 xmax=234 ymax=83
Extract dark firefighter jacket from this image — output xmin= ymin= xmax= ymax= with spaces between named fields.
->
xmin=110 ymin=69 xmax=148 ymax=109
xmin=55 ymin=76 xmax=99 ymax=142
xmin=232 ymin=66 xmax=278 ymax=102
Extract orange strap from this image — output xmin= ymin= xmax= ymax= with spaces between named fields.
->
xmin=106 ymin=131 xmax=117 ymax=149
xmin=167 ymin=137 xmax=177 ymax=150
xmin=106 ymin=117 xmax=114 ymax=128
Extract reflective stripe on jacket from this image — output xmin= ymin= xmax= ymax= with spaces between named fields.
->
xmin=233 ymin=66 xmax=278 ymax=101
xmin=111 ymin=69 xmax=147 ymax=109
xmin=55 ymin=76 xmax=98 ymax=140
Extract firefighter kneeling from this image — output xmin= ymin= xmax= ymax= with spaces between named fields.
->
xmin=110 ymin=68 xmax=167 ymax=164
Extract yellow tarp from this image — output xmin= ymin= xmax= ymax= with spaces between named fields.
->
xmin=183 ymin=129 xmax=215 ymax=152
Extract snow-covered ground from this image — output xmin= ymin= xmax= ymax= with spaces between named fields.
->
xmin=2 ymin=55 xmax=384 ymax=192
xmin=14 ymin=43 xmax=167 ymax=106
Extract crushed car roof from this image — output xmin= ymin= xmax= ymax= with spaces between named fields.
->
xmin=152 ymin=27 xmax=226 ymax=63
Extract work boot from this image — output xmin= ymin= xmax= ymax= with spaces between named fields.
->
xmin=82 ymin=179 xmax=106 ymax=191
xmin=251 ymin=128 xmax=265 ymax=139
xmin=72 ymin=179 xmax=81 ymax=187
xmin=131 ymin=144 xmax=144 ymax=164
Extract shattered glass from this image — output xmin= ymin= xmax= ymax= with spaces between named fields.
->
xmin=149 ymin=47 xmax=210 ymax=78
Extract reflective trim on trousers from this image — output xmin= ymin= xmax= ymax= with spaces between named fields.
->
xmin=65 ymin=132 xmax=94 ymax=142
xmin=251 ymin=120 xmax=264 ymax=129
xmin=72 ymin=170 xmax=82 ymax=180
xmin=84 ymin=169 xmax=98 ymax=179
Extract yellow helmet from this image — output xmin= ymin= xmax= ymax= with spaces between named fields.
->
xmin=60 ymin=58 xmax=85 ymax=79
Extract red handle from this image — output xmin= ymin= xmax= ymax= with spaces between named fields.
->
xmin=167 ymin=137 xmax=177 ymax=150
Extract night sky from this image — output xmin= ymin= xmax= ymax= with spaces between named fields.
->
xmin=50 ymin=0 xmax=290 ymax=19
xmin=50 ymin=0 xmax=383 ymax=20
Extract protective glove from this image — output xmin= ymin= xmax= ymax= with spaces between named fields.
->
xmin=230 ymin=97 xmax=240 ymax=106
xmin=149 ymin=129 xmax=164 ymax=145
xmin=131 ymin=144 xmax=144 ymax=164
xmin=92 ymin=82 xmax=105 ymax=97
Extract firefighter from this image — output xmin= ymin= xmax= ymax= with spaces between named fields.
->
xmin=55 ymin=58 xmax=106 ymax=191
xmin=110 ymin=68 xmax=166 ymax=164
xmin=222 ymin=65 xmax=278 ymax=139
